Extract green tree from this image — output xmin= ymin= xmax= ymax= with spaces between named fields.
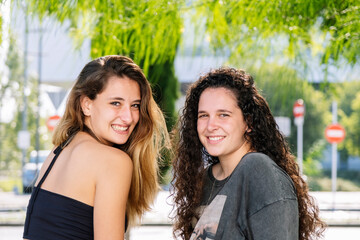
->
xmin=0 ymin=0 xmax=4 ymax=45
xmin=248 ymin=65 xmax=330 ymax=175
xmin=21 ymin=0 xmax=360 ymax=131
xmin=337 ymin=81 xmax=360 ymax=156
xmin=191 ymin=0 xmax=360 ymax=69
xmin=19 ymin=0 xmax=184 ymax=180
xmin=22 ymin=0 xmax=183 ymax=125
xmin=0 ymin=12 xmax=2 ymax=45
xmin=188 ymin=0 xmax=359 ymax=175
xmin=0 ymin=33 xmax=49 ymax=172
xmin=13 ymin=0 xmax=360 ymax=181
xmin=0 ymin=33 xmax=24 ymax=171
xmin=344 ymin=92 xmax=360 ymax=156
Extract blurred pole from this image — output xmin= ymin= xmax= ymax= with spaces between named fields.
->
xmin=293 ymin=99 xmax=305 ymax=176
xmin=21 ymin=4 xmax=29 ymax=171
xmin=35 ymin=24 xmax=43 ymax=169
xmin=297 ymin=122 xmax=303 ymax=175
xmin=331 ymin=101 xmax=338 ymax=209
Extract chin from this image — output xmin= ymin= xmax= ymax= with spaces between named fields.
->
xmin=206 ymin=151 xmax=221 ymax=157
xmin=114 ymin=139 xmax=129 ymax=145
xmin=104 ymin=137 xmax=128 ymax=146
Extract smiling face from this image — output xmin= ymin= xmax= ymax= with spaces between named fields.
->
xmin=81 ymin=75 xmax=141 ymax=145
xmin=197 ymin=87 xmax=248 ymax=162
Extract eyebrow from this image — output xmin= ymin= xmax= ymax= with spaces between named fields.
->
xmin=108 ymin=97 xmax=141 ymax=103
xmin=198 ymin=109 xmax=233 ymax=114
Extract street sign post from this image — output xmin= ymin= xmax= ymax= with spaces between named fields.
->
xmin=293 ymin=99 xmax=305 ymax=118
xmin=293 ymin=99 xmax=305 ymax=175
xmin=325 ymin=124 xmax=346 ymax=144
xmin=327 ymin=101 xmax=346 ymax=209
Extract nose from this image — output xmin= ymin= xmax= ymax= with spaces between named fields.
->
xmin=206 ymin=116 xmax=219 ymax=131
xmin=119 ymin=105 xmax=133 ymax=123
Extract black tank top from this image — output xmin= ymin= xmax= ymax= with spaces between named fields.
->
xmin=23 ymin=145 xmax=129 ymax=239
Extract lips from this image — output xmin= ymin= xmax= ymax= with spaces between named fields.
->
xmin=111 ymin=124 xmax=129 ymax=132
xmin=207 ymin=136 xmax=225 ymax=141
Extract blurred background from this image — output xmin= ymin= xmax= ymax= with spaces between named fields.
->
xmin=0 ymin=0 xmax=360 ymax=239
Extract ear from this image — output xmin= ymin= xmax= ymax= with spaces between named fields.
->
xmin=80 ymin=96 xmax=92 ymax=117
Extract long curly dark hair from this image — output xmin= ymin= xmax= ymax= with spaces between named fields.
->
xmin=171 ymin=67 xmax=326 ymax=240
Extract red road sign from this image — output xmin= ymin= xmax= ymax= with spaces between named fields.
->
xmin=325 ymin=123 xmax=346 ymax=144
xmin=46 ymin=115 xmax=61 ymax=131
xmin=293 ymin=99 xmax=305 ymax=118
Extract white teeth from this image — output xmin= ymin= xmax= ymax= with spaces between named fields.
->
xmin=112 ymin=125 xmax=128 ymax=131
xmin=208 ymin=136 xmax=224 ymax=141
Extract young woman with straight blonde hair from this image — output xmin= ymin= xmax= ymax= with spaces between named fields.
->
xmin=23 ymin=55 xmax=169 ymax=239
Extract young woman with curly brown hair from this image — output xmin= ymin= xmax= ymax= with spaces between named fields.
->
xmin=172 ymin=67 xmax=326 ymax=240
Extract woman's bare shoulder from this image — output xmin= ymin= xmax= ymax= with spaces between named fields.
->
xmin=71 ymin=138 xmax=132 ymax=176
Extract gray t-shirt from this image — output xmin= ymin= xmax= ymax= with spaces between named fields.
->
xmin=191 ymin=152 xmax=299 ymax=240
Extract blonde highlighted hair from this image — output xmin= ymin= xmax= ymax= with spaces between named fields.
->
xmin=53 ymin=55 xmax=170 ymax=226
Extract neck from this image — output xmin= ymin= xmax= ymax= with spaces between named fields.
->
xmin=214 ymin=141 xmax=252 ymax=180
xmin=83 ymin=123 xmax=110 ymax=146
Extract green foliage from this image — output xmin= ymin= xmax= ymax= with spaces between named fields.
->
xmin=303 ymin=140 xmax=327 ymax=176
xmin=0 ymin=0 xmax=6 ymax=45
xmin=0 ymin=33 xmax=50 ymax=172
xmin=24 ymin=0 xmax=184 ymax=75
xmin=336 ymin=169 xmax=360 ymax=186
xmin=191 ymin=0 xmax=360 ymax=68
xmin=322 ymin=1 xmax=360 ymax=64
xmin=13 ymin=0 xmax=360 ymax=182
xmin=149 ymin=59 xmax=180 ymax=131
xmin=21 ymin=0 xmax=184 ymax=181
xmin=308 ymin=169 xmax=360 ymax=191
xmin=307 ymin=174 xmax=360 ymax=191
xmin=338 ymin=81 xmax=360 ymax=156
xmin=11 ymin=0 xmax=360 ymax=71
xmin=0 ymin=33 xmax=23 ymax=171
xmin=0 ymin=13 xmax=2 ymax=45
xmin=248 ymin=65 xmax=330 ymax=163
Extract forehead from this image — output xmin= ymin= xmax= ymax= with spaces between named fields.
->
xmin=102 ymin=75 xmax=140 ymax=95
xmin=199 ymin=87 xmax=237 ymax=108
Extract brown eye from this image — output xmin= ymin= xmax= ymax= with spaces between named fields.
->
xmin=132 ymin=104 xmax=140 ymax=109
xmin=111 ymin=102 xmax=121 ymax=106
